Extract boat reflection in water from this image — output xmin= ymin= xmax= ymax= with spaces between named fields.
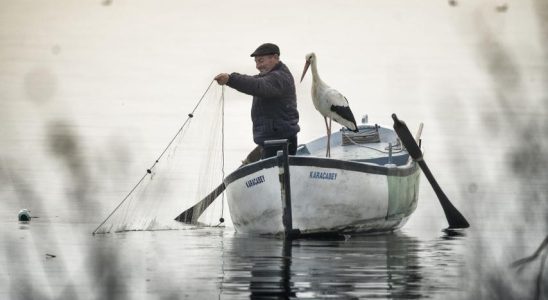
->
xmin=219 ymin=232 xmax=465 ymax=299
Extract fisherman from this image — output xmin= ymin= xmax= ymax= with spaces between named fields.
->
xmin=214 ymin=43 xmax=300 ymax=159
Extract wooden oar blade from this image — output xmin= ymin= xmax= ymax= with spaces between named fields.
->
xmin=174 ymin=183 xmax=226 ymax=224
xmin=392 ymin=113 xmax=470 ymax=229
xmin=448 ymin=211 xmax=470 ymax=228
xmin=427 ymin=171 xmax=470 ymax=229
xmin=439 ymin=199 xmax=470 ymax=228
xmin=174 ymin=207 xmax=194 ymax=224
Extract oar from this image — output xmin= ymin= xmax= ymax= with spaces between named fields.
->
xmin=174 ymin=146 xmax=262 ymax=224
xmin=392 ymin=113 xmax=470 ymax=229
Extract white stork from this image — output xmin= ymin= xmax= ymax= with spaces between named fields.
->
xmin=300 ymin=52 xmax=359 ymax=157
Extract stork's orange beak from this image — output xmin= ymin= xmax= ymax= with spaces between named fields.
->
xmin=300 ymin=60 xmax=310 ymax=83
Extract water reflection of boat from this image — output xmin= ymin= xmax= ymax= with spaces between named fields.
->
xmin=224 ymin=120 xmax=421 ymax=236
xmin=220 ymin=233 xmax=424 ymax=299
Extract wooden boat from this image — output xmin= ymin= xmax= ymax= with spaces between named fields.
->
xmin=93 ymin=80 xmax=469 ymax=235
xmin=223 ymin=119 xmax=422 ymax=236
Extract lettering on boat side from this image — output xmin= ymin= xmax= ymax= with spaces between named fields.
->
xmin=309 ymin=171 xmax=337 ymax=180
xmin=245 ymin=175 xmax=265 ymax=188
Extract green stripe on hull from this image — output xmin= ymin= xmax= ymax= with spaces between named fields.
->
xmin=386 ymin=169 xmax=420 ymax=219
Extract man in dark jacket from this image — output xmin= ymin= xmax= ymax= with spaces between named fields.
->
xmin=214 ymin=43 xmax=300 ymax=159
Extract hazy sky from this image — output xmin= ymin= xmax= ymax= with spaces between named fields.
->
xmin=0 ymin=0 xmax=545 ymax=232
xmin=1 ymin=2 xmax=547 ymax=298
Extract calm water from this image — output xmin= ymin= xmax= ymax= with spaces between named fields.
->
xmin=4 ymin=220 xmax=471 ymax=299
xmin=1 ymin=0 xmax=547 ymax=299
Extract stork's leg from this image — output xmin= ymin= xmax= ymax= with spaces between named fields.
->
xmin=324 ymin=117 xmax=330 ymax=157
xmin=327 ymin=118 xmax=332 ymax=157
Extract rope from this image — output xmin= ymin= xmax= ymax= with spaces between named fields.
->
xmin=341 ymin=131 xmax=404 ymax=154
xmin=92 ymin=80 xmax=216 ymax=235
xmin=219 ymin=85 xmax=226 ymax=224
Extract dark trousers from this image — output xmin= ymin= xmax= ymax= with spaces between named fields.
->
xmin=260 ymin=135 xmax=298 ymax=159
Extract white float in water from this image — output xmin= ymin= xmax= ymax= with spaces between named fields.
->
xmin=18 ymin=209 xmax=31 ymax=222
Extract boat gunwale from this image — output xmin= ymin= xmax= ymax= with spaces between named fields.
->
xmin=224 ymin=155 xmax=419 ymax=186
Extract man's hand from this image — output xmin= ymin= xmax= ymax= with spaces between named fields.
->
xmin=214 ymin=73 xmax=230 ymax=85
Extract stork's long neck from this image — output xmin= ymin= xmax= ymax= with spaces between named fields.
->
xmin=310 ymin=58 xmax=326 ymax=105
xmin=310 ymin=59 xmax=322 ymax=85
xmin=308 ymin=59 xmax=323 ymax=109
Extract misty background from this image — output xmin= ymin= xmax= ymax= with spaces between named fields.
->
xmin=1 ymin=0 xmax=546 ymax=299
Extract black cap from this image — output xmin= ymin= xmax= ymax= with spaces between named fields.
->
xmin=250 ymin=43 xmax=280 ymax=57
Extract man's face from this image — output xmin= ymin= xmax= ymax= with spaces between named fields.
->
xmin=254 ymin=54 xmax=278 ymax=74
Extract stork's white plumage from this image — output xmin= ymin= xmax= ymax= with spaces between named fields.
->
xmin=300 ymin=52 xmax=358 ymax=157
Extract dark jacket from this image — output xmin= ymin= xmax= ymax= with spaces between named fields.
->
xmin=227 ymin=61 xmax=300 ymax=145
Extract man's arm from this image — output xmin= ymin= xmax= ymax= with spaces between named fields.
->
xmin=227 ymin=72 xmax=289 ymax=98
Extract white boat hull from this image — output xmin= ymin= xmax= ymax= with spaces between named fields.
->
xmin=225 ymin=156 xmax=420 ymax=235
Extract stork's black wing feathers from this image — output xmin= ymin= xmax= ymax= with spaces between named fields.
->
xmin=330 ymin=99 xmax=359 ymax=132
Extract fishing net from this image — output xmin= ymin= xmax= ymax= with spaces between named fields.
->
xmin=93 ymin=82 xmax=226 ymax=234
